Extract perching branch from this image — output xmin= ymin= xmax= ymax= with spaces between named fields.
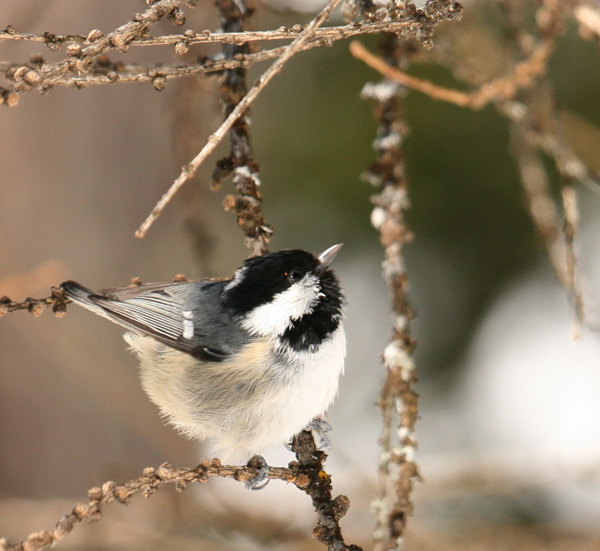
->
xmin=0 ymin=460 xmax=293 ymax=551
xmin=2 ymin=434 xmax=359 ymax=551
xmin=291 ymin=430 xmax=362 ymax=551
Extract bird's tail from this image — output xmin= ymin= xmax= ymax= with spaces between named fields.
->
xmin=60 ymin=280 xmax=108 ymax=318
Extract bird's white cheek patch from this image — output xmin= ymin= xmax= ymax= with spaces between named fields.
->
xmin=242 ymin=274 xmax=320 ymax=337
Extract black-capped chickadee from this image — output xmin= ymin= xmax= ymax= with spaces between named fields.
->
xmin=60 ymin=245 xmax=345 ymax=463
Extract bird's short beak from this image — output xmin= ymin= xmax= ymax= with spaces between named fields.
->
xmin=318 ymin=244 xmax=343 ymax=267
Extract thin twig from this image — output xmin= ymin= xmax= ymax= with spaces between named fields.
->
xmin=1 ymin=47 xmax=290 ymax=90
xmin=506 ymin=100 xmax=588 ymax=331
xmin=501 ymin=100 xmax=600 ymax=192
xmin=353 ymin=3 xmax=595 ymax=333
xmin=0 ymin=17 xmax=460 ymax=50
xmin=134 ymin=0 xmax=344 ymax=239
xmin=0 ymin=460 xmax=295 ymax=551
xmin=510 ymin=123 xmax=567 ymax=282
xmin=2 ymin=441 xmax=360 ymax=551
xmin=1 ymin=6 xmax=462 ymax=99
xmin=4 ymin=0 xmax=189 ymax=100
xmin=0 ymin=287 xmax=69 ymax=317
xmin=493 ymin=0 xmax=588 ymax=331
xmin=562 ymin=178 xmax=584 ymax=335
xmin=350 ymin=37 xmax=555 ymax=111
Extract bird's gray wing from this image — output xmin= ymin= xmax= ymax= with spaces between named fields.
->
xmin=89 ymin=281 xmax=247 ymax=361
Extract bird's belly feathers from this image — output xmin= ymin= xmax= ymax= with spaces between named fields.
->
xmin=124 ymin=325 xmax=345 ymax=462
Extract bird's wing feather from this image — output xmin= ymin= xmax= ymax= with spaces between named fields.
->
xmin=89 ymin=281 xmax=237 ymax=359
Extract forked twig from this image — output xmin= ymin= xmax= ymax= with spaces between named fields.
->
xmin=134 ymin=0 xmax=344 ymax=239
xmin=6 ymin=0 xmax=189 ymax=97
xmin=350 ymin=37 xmax=555 ymax=110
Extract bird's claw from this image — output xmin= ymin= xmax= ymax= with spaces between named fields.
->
xmin=245 ymin=455 xmax=270 ymax=490
xmin=285 ymin=418 xmax=333 ymax=453
xmin=308 ymin=417 xmax=332 ymax=450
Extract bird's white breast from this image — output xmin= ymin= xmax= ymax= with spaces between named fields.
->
xmin=124 ymin=322 xmax=346 ymax=462
xmin=272 ymin=323 xmax=346 ymax=439
xmin=241 ymin=274 xmax=321 ymax=338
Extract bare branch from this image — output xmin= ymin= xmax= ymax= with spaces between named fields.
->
xmin=511 ymin=123 xmax=567 ymax=282
xmin=134 ymin=0 xmax=345 ymax=239
xmin=361 ymin=35 xmax=420 ymax=551
xmin=350 ymin=36 xmax=555 ymax=111
xmin=2 ymin=441 xmax=360 ymax=551
xmin=214 ymin=0 xmax=272 ymax=257
xmin=354 ymin=1 xmax=597 ymax=335
xmin=1 ymin=460 xmax=296 ymax=551
xmin=562 ymin=179 xmax=584 ymax=335
xmin=507 ymin=103 xmax=588 ymax=332
xmin=0 ymin=287 xmax=69 ymax=318
xmin=0 ymin=16 xmax=461 ymax=50
xmin=291 ymin=431 xmax=362 ymax=551
xmin=493 ymin=0 xmax=589 ymax=331
xmin=3 ymin=0 xmax=190 ymax=101
xmin=1 ymin=3 xmax=463 ymax=100
xmin=0 ymin=48 xmax=290 ymax=90
xmin=501 ymin=100 xmax=600 ymax=191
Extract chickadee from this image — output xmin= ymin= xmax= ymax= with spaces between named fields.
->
xmin=60 ymin=245 xmax=345 ymax=463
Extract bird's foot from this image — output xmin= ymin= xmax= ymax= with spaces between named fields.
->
xmin=245 ymin=455 xmax=270 ymax=490
xmin=307 ymin=417 xmax=332 ymax=450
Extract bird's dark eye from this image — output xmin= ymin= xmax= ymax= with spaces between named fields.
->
xmin=286 ymin=270 xmax=302 ymax=283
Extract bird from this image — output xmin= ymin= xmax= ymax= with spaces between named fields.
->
xmin=60 ymin=245 xmax=346 ymax=466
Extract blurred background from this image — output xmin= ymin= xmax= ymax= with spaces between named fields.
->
xmin=1 ymin=1 xmax=600 ymax=549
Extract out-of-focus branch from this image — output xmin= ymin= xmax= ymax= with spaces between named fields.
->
xmin=497 ymin=1 xmax=588 ymax=332
xmin=506 ymin=99 xmax=587 ymax=332
xmin=574 ymin=3 xmax=600 ymax=39
xmin=361 ymin=34 xmax=420 ymax=551
xmin=350 ymin=36 xmax=555 ymax=110
xmin=134 ymin=0 xmax=345 ymax=239
xmin=354 ymin=1 xmax=596 ymax=332
xmin=500 ymin=100 xmax=600 ymax=191
xmin=510 ymin=123 xmax=567 ymax=282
